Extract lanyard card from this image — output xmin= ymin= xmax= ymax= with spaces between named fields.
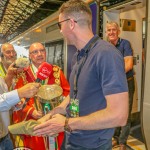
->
xmin=70 ymin=99 xmax=79 ymax=117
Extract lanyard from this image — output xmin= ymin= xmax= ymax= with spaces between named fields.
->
xmin=73 ymin=36 xmax=99 ymax=99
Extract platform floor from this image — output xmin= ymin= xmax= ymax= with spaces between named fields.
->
xmin=113 ymin=135 xmax=146 ymax=150
xmin=112 ymin=114 xmax=146 ymax=150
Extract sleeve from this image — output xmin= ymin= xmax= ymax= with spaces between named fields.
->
xmin=123 ymin=40 xmax=133 ymax=57
xmin=0 ymin=90 xmax=20 ymax=111
xmin=96 ymin=46 xmax=128 ymax=96
xmin=59 ymin=69 xmax=70 ymax=97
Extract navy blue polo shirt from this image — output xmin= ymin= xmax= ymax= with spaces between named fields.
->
xmin=116 ymin=38 xmax=134 ymax=79
xmin=66 ymin=35 xmax=128 ymax=148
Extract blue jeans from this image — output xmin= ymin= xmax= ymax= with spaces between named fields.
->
xmin=61 ymin=134 xmax=112 ymax=150
xmin=0 ymin=134 xmax=14 ymax=150
xmin=114 ymin=77 xmax=135 ymax=144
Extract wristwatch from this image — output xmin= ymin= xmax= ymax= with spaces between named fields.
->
xmin=64 ymin=117 xmax=72 ymax=132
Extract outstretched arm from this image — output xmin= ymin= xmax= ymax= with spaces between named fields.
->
xmin=0 ymin=82 xmax=40 ymax=111
xmin=34 ymin=92 xmax=128 ymax=136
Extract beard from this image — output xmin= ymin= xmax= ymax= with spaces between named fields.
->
xmin=2 ymin=56 xmax=16 ymax=65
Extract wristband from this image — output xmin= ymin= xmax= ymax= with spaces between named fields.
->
xmin=64 ymin=117 xmax=72 ymax=132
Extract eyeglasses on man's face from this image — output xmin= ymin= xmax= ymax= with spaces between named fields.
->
xmin=57 ymin=18 xmax=77 ymax=29
xmin=30 ymin=49 xmax=46 ymax=55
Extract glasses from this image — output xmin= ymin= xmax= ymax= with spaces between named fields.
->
xmin=30 ymin=49 xmax=46 ymax=55
xmin=57 ymin=18 xmax=77 ymax=29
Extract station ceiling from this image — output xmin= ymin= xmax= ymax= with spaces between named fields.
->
xmin=0 ymin=0 xmax=68 ymax=43
xmin=0 ymin=0 xmax=143 ymax=43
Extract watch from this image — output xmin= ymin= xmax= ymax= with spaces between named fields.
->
xmin=64 ymin=117 xmax=72 ymax=132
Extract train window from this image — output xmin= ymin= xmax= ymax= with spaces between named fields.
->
xmin=46 ymin=46 xmax=55 ymax=64
xmin=45 ymin=40 xmax=64 ymax=70
xmin=46 ymin=24 xmax=58 ymax=33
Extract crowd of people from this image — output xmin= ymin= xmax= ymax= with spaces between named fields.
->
xmin=0 ymin=0 xmax=135 ymax=150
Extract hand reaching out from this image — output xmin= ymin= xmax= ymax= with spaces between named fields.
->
xmin=17 ymin=83 xmax=41 ymax=98
xmin=34 ymin=114 xmax=66 ymax=136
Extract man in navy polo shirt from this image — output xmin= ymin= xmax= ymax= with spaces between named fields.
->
xmin=34 ymin=1 xmax=129 ymax=150
xmin=106 ymin=21 xmax=135 ymax=150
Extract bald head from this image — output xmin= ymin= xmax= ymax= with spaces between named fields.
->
xmin=29 ymin=42 xmax=45 ymax=52
xmin=1 ymin=43 xmax=15 ymax=53
xmin=1 ymin=43 xmax=16 ymax=66
xmin=29 ymin=42 xmax=46 ymax=68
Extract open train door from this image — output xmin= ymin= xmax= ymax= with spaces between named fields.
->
xmin=103 ymin=0 xmax=146 ymax=114
xmin=143 ymin=0 xmax=150 ymax=149
xmin=102 ymin=0 xmax=147 ymax=149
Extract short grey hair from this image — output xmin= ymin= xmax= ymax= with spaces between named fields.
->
xmin=106 ymin=21 xmax=120 ymax=31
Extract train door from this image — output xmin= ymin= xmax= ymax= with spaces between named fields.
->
xmin=102 ymin=0 xmax=146 ymax=149
xmin=103 ymin=2 xmax=145 ymax=114
xmin=143 ymin=0 xmax=150 ymax=149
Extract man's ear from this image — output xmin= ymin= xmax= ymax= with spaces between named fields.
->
xmin=70 ymin=19 xmax=76 ymax=30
